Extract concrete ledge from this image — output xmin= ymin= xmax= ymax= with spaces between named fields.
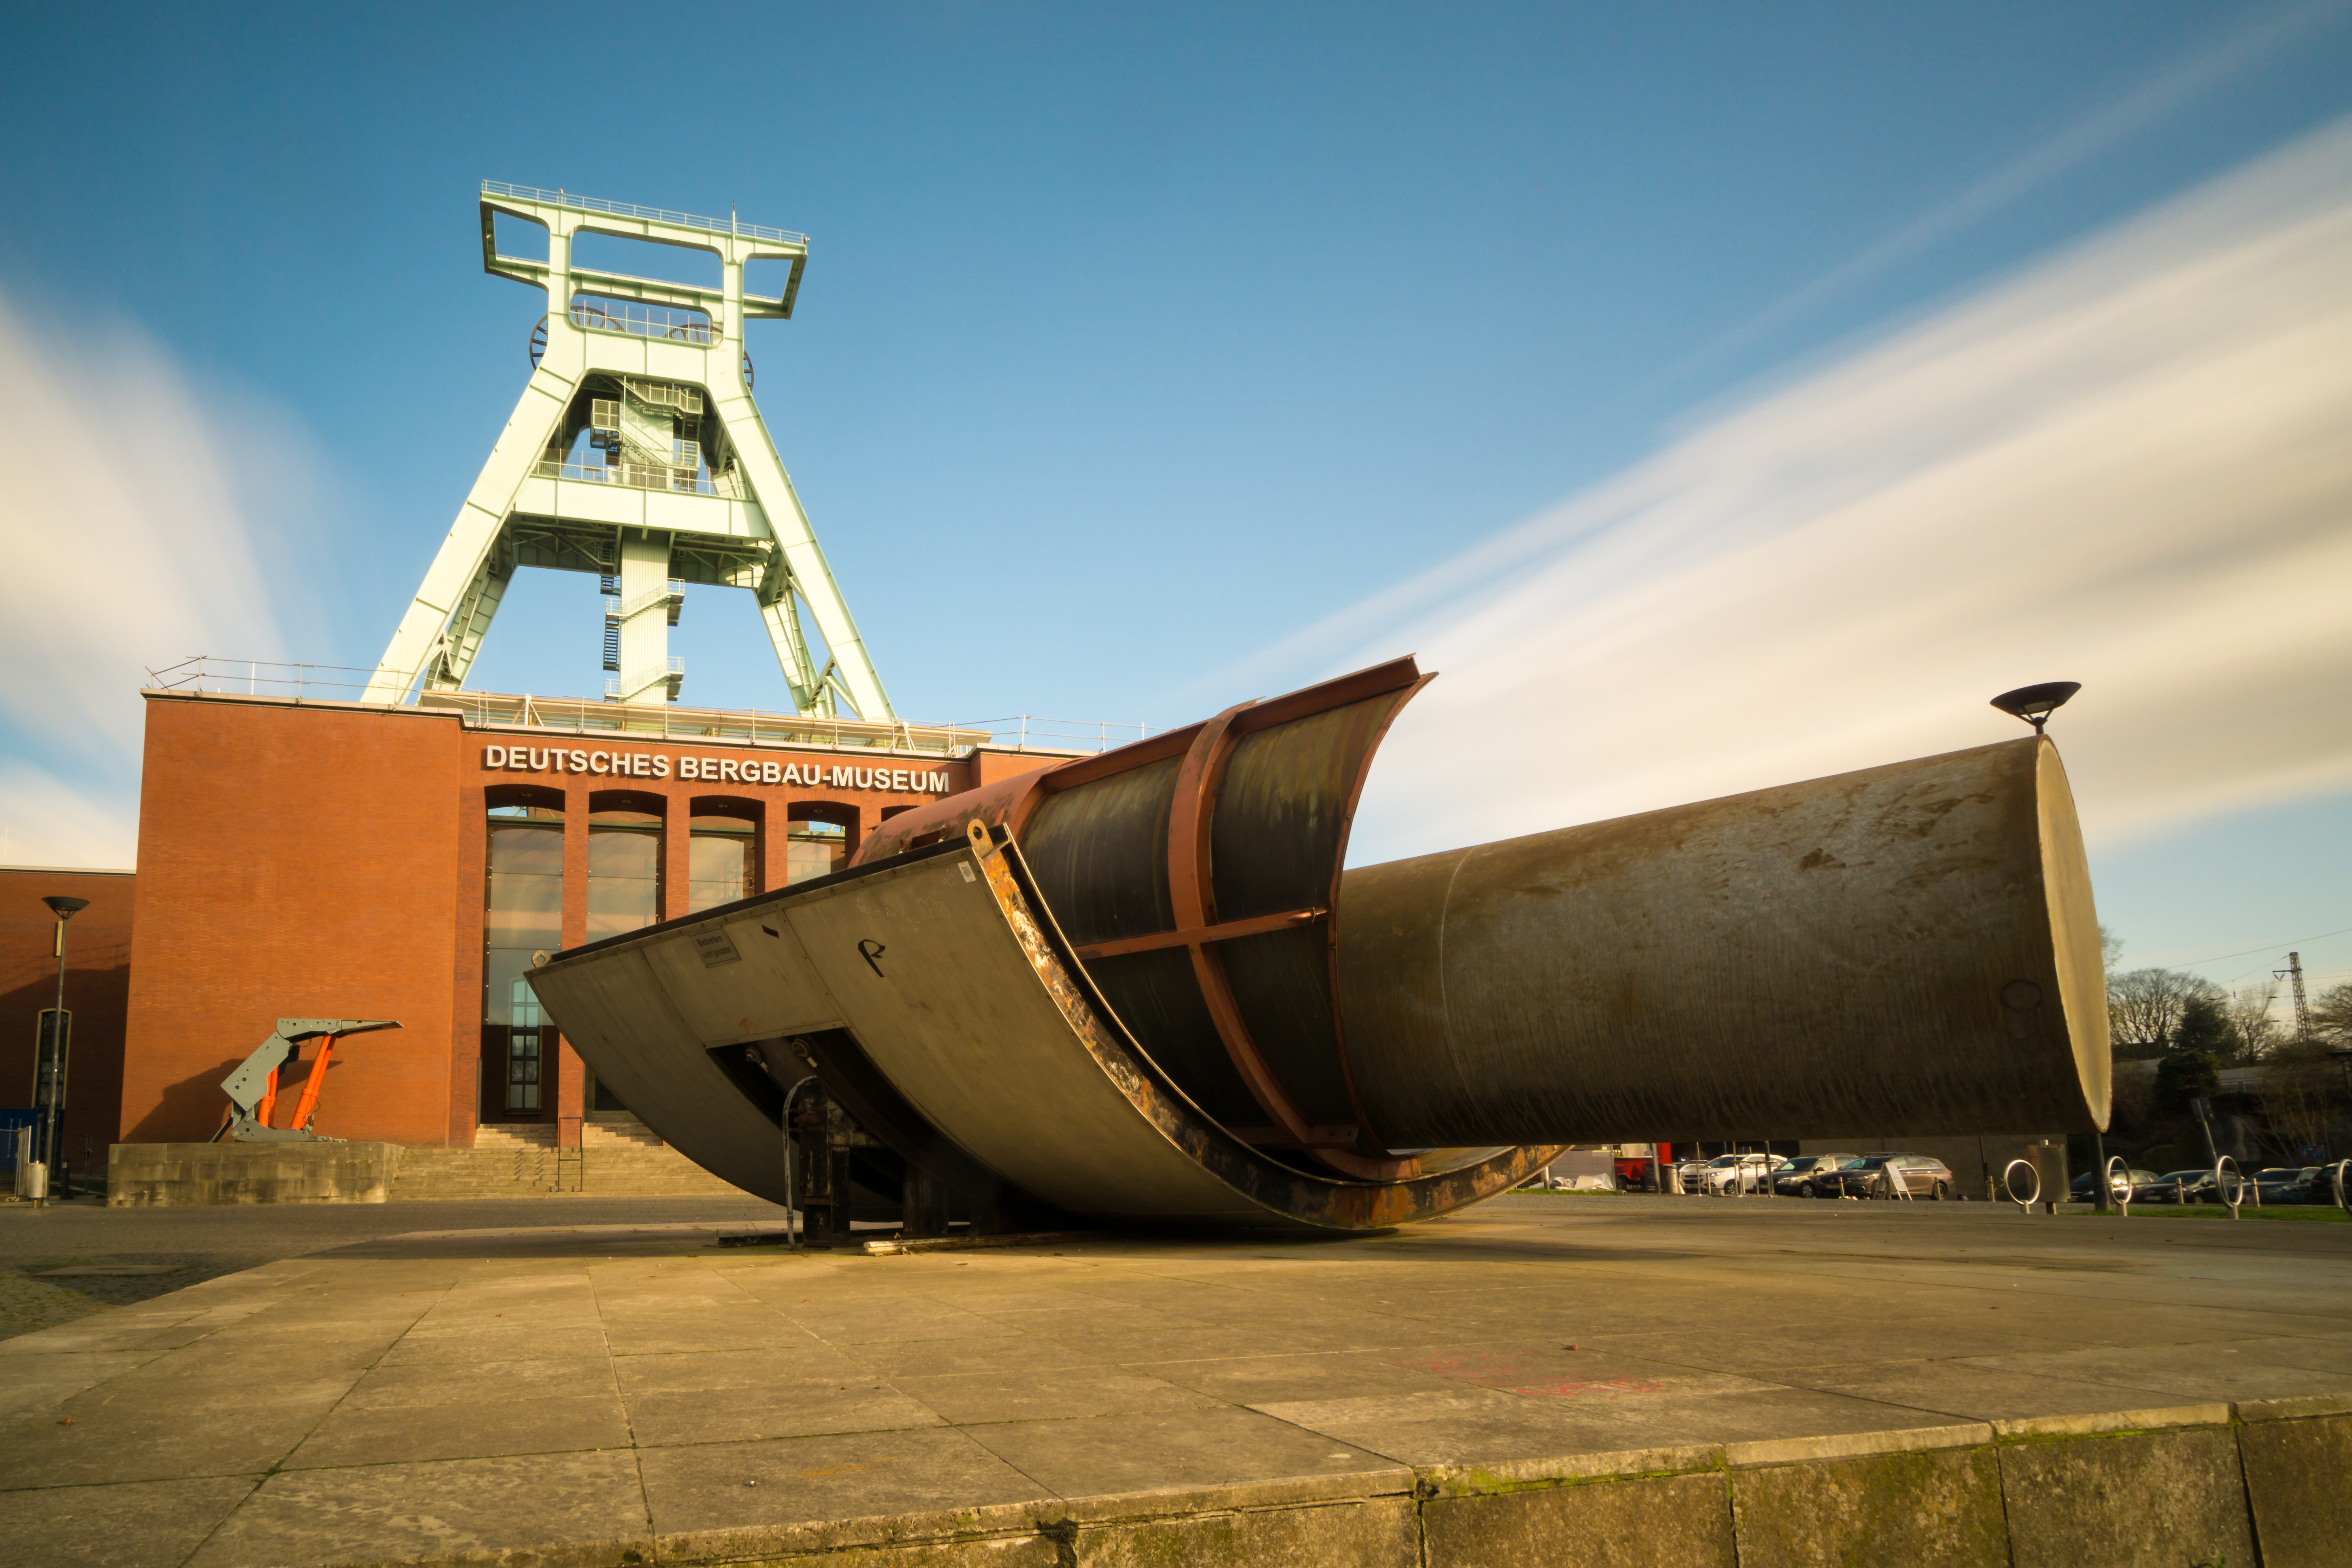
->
xmin=226 ymin=1414 xmax=2330 ymax=1568
xmin=1416 ymin=1442 xmax=1725 ymax=1497
xmin=2238 ymin=1392 xmax=2352 ymax=1422
xmin=1723 ymin=1419 xmax=1990 ymax=1468
xmin=106 ymin=1142 xmax=402 ymax=1207
xmin=1990 ymin=1402 xmax=2232 ymax=1439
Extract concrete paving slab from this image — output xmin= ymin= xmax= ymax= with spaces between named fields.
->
xmin=0 ymin=1193 xmax=2346 ymax=1566
xmin=843 ymin=1333 xmax=1109 ymax=1378
xmin=627 ymin=1378 xmax=943 ymax=1447
xmin=375 ymin=1321 xmax=610 ymax=1365
xmin=1129 ymin=1348 xmax=1478 ymax=1404
xmin=636 ymin=1426 xmax=1051 ymax=1549
xmin=9 ymin=1476 xmax=262 ymax=1568
xmin=285 ymin=1387 xmax=635 ymax=1469
xmin=184 ymin=1450 xmax=650 ymax=1568
xmin=1786 ymin=1360 xmax=2219 ymax=1422
xmin=961 ymin=1404 xmax=1409 ymax=1498
xmin=889 ymin=1365 xmax=1222 ymax=1424
xmin=1965 ymin=1342 xmax=2352 ymax=1404
xmin=608 ymin=1345 xmax=861 ymax=1395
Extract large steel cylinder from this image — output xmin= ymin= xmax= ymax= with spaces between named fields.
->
xmin=531 ymin=659 xmax=2110 ymax=1233
xmin=1336 ymin=737 xmax=2109 ymax=1146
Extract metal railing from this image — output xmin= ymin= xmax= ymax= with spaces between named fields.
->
xmin=144 ymin=658 xmax=998 ymax=757
xmin=146 ymin=657 xmax=381 ymax=702
xmin=957 ymin=716 xmax=1162 ymax=753
xmin=482 ymin=181 xmax=808 ymax=247
xmin=531 ymin=459 xmax=729 ymax=498
xmin=571 ymin=299 xmax=714 ymax=344
xmin=428 ymin=690 xmax=994 ymax=757
xmin=606 ymin=656 xmax=686 ymax=703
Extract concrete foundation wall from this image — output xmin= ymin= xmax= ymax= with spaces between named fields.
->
xmin=105 ymin=1133 xmax=751 ymax=1205
xmin=638 ymin=1401 xmax=2348 ymax=1568
xmin=107 ymin=1141 xmax=402 ymax=1206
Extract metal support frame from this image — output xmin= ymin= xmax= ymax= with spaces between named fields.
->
xmin=217 ymin=1020 xmax=401 ymax=1142
xmin=367 ymin=183 xmax=894 ymax=721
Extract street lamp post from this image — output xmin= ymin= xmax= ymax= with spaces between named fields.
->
xmin=32 ymin=896 xmax=89 ymax=1210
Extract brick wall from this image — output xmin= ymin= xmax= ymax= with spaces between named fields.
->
xmin=0 ymin=867 xmax=135 ymax=1163
xmin=117 ymin=693 xmax=1008 ymax=1148
xmin=121 ymin=697 xmax=467 ymax=1147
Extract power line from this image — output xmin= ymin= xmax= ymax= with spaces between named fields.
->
xmin=2157 ymin=924 xmax=2352 ymax=970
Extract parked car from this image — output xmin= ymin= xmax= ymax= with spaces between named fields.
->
xmin=1813 ymin=1153 xmax=1955 ymax=1200
xmin=2139 ymin=1169 xmax=2220 ymax=1205
xmin=2252 ymin=1166 xmax=2329 ymax=1205
xmin=1772 ymin=1154 xmax=1863 ymax=1198
xmin=2070 ymin=1167 xmax=2162 ymax=1202
xmin=1684 ymin=1153 xmax=1780 ymax=1193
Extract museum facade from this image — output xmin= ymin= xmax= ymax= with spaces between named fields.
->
xmin=2 ymin=687 xmax=1057 ymax=1158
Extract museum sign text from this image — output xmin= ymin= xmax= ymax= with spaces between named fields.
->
xmin=481 ymin=745 xmax=951 ymax=796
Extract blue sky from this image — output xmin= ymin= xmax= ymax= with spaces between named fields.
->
xmin=2 ymin=2 xmax=2348 ymax=1001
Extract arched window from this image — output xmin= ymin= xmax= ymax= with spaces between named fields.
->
xmin=787 ymin=800 xmax=857 ymax=883
xmin=689 ymin=804 xmax=759 ymax=913
xmin=586 ymin=800 xmax=663 ymax=941
xmin=583 ymin=796 xmax=663 ymax=1119
xmin=483 ymin=792 xmax=562 ymax=1118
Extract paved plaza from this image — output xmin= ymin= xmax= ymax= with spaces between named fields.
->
xmin=2 ymin=1193 xmax=2348 ymax=1567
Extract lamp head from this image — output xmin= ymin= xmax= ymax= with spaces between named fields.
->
xmin=1990 ymin=681 xmax=2081 ymax=735
xmin=42 ymin=896 xmax=90 ymax=919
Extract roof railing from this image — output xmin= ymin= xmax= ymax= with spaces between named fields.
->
xmin=141 ymin=659 xmax=1159 ymax=757
xmin=481 ymin=181 xmax=808 ymax=247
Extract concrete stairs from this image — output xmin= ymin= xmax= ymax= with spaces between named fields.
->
xmin=386 ymin=1120 xmax=748 ymax=1201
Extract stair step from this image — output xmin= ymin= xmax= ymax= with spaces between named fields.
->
xmin=386 ymin=1138 xmax=743 ymax=1201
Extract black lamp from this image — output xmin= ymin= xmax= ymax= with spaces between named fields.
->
xmin=1990 ymin=681 xmax=2080 ymax=735
xmin=32 ymin=894 xmax=92 ymax=1205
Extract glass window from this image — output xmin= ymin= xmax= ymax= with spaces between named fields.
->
xmin=584 ymin=809 xmax=661 ymax=1116
xmin=587 ymin=809 xmax=661 ymax=940
xmin=483 ymin=804 xmax=563 ymax=1116
xmin=688 ymin=813 xmax=755 ymax=913
xmin=787 ymin=818 xmax=847 ymax=884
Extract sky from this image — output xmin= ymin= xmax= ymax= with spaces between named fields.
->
xmin=1 ymin=2 xmax=2348 ymax=1006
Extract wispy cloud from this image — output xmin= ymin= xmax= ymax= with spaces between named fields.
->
xmin=1328 ymin=118 xmax=2352 ymax=864
xmin=1656 ymin=0 xmax=2352 ymax=391
xmin=0 ymin=295 xmax=327 ymax=868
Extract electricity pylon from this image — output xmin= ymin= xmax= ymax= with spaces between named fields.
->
xmin=365 ymin=182 xmax=893 ymax=719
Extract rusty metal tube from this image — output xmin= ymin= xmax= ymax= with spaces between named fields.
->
xmin=1334 ymin=737 xmax=2109 ymax=1146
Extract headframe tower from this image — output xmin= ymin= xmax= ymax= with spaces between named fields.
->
xmin=365 ymin=182 xmax=893 ymax=718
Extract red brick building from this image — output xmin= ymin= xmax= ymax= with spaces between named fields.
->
xmin=7 ymin=689 xmax=1059 ymax=1156
xmin=0 ymin=866 xmax=134 ymax=1180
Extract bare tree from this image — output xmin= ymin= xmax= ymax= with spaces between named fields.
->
xmin=2262 ymin=1037 xmax=2343 ymax=1161
xmin=2310 ymin=981 xmax=2352 ymax=1045
xmin=2225 ymin=979 xmax=2284 ymax=1063
xmin=2108 ymin=967 xmax=2222 ymax=1055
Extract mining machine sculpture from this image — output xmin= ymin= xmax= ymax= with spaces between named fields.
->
xmin=528 ymin=658 xmax=2109 ymax=1235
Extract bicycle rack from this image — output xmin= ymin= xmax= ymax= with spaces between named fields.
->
xmin=2215 ymin=1155 xmax=2243 ymax=1221
xmin=2002 ymin=1158 xmax=2040 ymax=1214
xmin=2332 ymin=1159 xmax=2350 ymax=1215
xmin=2105 ymin=1155 xmax=2132 ymax=1217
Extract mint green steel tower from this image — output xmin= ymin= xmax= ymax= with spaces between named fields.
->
xmin=365 ymin=182 xmax=894 ymax=720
